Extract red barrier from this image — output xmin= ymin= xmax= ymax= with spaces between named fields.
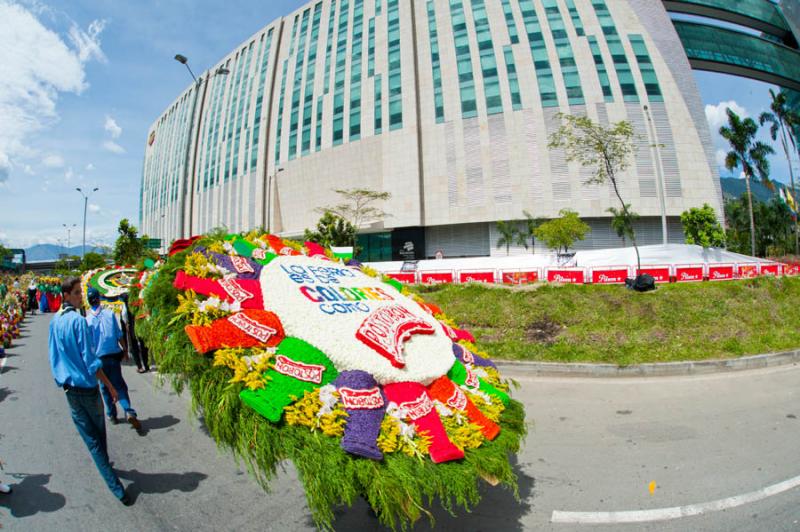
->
xmin=637 ymin=266 xmax=671 ymax=283
xmin=784 ymin=263 xmax=800 ymax=276
xmin=737 ymin=264 xmax=759 ymax=279
xmin=708 ymin=264 xmax=735 ymax=281
xmin=501 ymin=270 xmax=539 ymax=284
xmin=674 ymin=264 xmax=704 ymax=283
xmin=591 ymin=267 xmax=630 ymax=285
xmin=420 ymin=271 xmax=454 ymax=285
xmin=385 ymin=272 xmax=416 ymax=284
xmin=760 ymin=263 xmax=780 ymax=277
xmin=546 ymin=268 xmax=586 ymax=284
xmin=458 ymin=271 xmax=496 ymax=284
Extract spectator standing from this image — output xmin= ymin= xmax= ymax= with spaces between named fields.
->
xmin=48 ymin=277 xmax=132 ymax=505
xmin=27 ymin=281 xmax=37 ymax=314
xmin=85 ymin=288 xmax=141 ymax=431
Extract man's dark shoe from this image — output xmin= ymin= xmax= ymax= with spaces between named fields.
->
xmin=127 ymin=415 xmax=142 ymax=431
xmin=108 ymin=416 xmax=119 ymax=425
xmin=119 ymin=491 xmax=134 ymax=506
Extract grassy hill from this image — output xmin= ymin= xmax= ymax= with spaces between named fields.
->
xmin=414 ymin=277 xmax=800 ymax=365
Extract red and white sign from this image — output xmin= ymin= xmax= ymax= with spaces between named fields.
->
xmin=591 ymin=267 xmax=629 ymax=285
xmin=356 ymin=305 xmax=436 ymax=368
xmin=338 ymin=387 xmax=384 ymax=409
xmin=229 ymin=312 xmax=277 ymax=343
xmin=459 ymin=271 xmax=495 ymax=284
xmin=252 ymin=248 xmax=268 ymax=260
xmin=547 ymin=268 xmax=585 ymax=284
xmin=784 ymin=263 xmax=800 ymax=276
xmin=420 ymin=271 xmax=454 ymax=284
xmin=447 ymin=386 xmax=468 ymax=411
xmin=760 ymin=263 xmax=780 ymax=276
xmin=386 ymin=272 xmax=416 ymax=284
xmin=737 ymin=264 xmax=759 ymax=278
xmin=674 ymin=265 xmax=704 ymax=283
xmin=230 ymin=255 xmax=255 ymax=274
xmin=219 ymin=278 xmax=255 ymax=303
xmin=273 ymin=355 xmax=325 ymax=384
xmin=465 ymin=366 xmax=480 ymax=388
xmin=637 ymin=266 xmax=671 ymax=283
xmin=399 ymin=392 xmax=434 ymax=420
xmin=501 ymin=270 xmax=539 ymax=284
xmin=708 ymin=264 xmax=735 ymax=281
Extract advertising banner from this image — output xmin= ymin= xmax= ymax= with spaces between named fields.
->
xmin=458 ymin=271 xmax=495 ymax=284
xmin=501 ymin=270 xmax=540 ymax=284
xmin=419 ymin=271 xmax=454 ymax=284
xmin=708 ymin=264 xmax=735 ymax=281
xmin=674 ymin=265 xmax=704 ymax=283
xmin=760 ymin=263 xmax=780 ymax=277
xmin=737 ymin=264 xmax=759 ymax=279
xmin=784 ymin=263 xmax=800 ymax=276
xmin=385 ymin=272 xmax=416 ymax=284
xmin=546 ymin=268 xmax=586 ymax=284
xmin=637 ymin=266 xmax=671 ymax=283
xmin=591 ymin=267 xmax=629 ymax=285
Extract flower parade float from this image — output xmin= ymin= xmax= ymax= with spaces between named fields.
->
xmin=134 ymin=230 xmax=526 ymax=529
xmin=81 ymin=265 xmax=139 ymax=312
xmin=0 ymin=286 xmax=25 ymax=355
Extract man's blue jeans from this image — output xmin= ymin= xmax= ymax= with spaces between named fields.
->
xmin=65 ymin=387 xmax=125 ymax=499
xmin=99 ymin=353 xmax=137 ymax=420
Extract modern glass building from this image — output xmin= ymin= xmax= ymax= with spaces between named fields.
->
xmin=140 ymin=0 xmax=797 ymax=260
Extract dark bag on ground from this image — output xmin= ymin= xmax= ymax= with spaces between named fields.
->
xmin=626 ymin=273 xmax=656 ymax=292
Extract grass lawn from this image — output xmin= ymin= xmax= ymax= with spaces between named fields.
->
xmin=411 ymin=276 xmax=800 ymax=365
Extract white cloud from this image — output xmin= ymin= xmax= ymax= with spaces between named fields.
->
xmin=715 ymin=149 xmax=728 ymax=169
xmin=0 ymin=2 xmax=106 ymax=183
xmin=42 ymin=154 xmax=64 ymax=167
xmin=104 ymin=115 xmax=121 ymax=139
xmin=0 ymin=152 xmax=10 ymax=182
xmin=88 ymin=203 xmax=100 ymax=213
xmin=23 ymin=164 xmax=34 ymax=175
xmin=705 ymin=100 xmax=749 ymax=134
xmin=41 ymin=178 xmax=51 ymax=192
xmin=102 ymin=140 xmax=125 ymax=154
xmin=85 ymin=162 xmax=94 ymax=171
xmin=64 ymin=166 xmax=74 ymax=181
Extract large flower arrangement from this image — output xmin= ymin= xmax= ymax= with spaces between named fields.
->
xmin=0 ymin=287 xmax=25 ymax=353
xmin=81 ymin=266 xmax=138 ymax=312
xmin=135 ymin=230 xmax=526 ymax=530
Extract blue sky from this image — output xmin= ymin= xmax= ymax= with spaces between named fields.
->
xmin=0 ymin=0 xmax=796 ymax=250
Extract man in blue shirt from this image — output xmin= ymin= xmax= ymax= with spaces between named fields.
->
xmin=48 ymin=277 xmax=132 ymax=505
xmin=85 ymin=287 xmax=141 ymax=431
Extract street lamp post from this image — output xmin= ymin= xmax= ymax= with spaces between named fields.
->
xmin=174 ymin=54 xmax=230 ymax=241
xmin=266 ymin=167 xmax=284 ymax=233
xmin=63 ymin=223 xmax=76 ymax=269
xmin=75 ymin=187 xmax=99 ymax=258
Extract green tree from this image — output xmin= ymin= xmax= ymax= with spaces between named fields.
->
xmin=725 ymin=195 xmax=794 ymax=256
xmin=533 ymin=209 xmax=590 ymax=255
xmin=606 ymin=204 xmax=639 ymax=247
xmin=548 ymin=114 xmax=641 ymax=270
xmin=759 ymin=89 xmax=800 ymax=255
xmin=522 ymin=210 xmax=544 ymax=254
xmin=79 ymin=252 xmax=107 ymax=271
xmin=54 ymin=255 xmax=81 ymax=275
xmin=319 ymin=188 xmax=391 ymax=251
xmin=113 ymin=219 xmax=147 ymax=265
xmin=303 ymin=211 xmax=357 ymax=249
xmin=680 ymin=204 xmax=725 ymax=248
xmin=720 ymin=108 xmax=775 ymax=257
xmin=495 ymin=220 xmax=527 ymax=256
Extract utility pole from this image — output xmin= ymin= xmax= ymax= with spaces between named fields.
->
xmin=75 ymin=187 xmax=98 ymax=257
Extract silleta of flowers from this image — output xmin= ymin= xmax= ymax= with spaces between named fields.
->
xmin=0 ymin=285 xmax=25 ymax=355
xmin=136 ymin=231 xmax=526 ymax=529
xmin=82 ymin=266 xmax=138 ymax=312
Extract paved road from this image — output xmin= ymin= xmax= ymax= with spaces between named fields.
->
xmin=1 ymin=313 xmax=799 ymax=531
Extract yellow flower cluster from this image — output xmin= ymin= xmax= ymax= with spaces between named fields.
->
xmin=457 ymin=341 xmax=511 ymax=392
xmin=213 ymin=347 xmax=274 ymax=390
xmin=184 ymin=252 xmax=218 ymax=279
xmin=440 ymin=415 xmax=485 ymax=451
xmin=170 ymin=290 xmax=231 ymax=326
xmin=207 ymin=241 xmax=226 ymax=254
xmin=284 ymin=389 xmax=348 ymax=437
xmin=464 ymin=390 xmax=503 ymax=423
xmin=376 ymin=417 xmax=432 ymax=459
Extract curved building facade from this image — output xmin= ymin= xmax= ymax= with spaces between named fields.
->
xmin=141 ymin=0 xmax=725 ymax=259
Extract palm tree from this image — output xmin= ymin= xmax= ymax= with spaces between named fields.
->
xmin=760 ymin=89 xmax=800 ymax=255
xmin=719 ymin=108 xmax=775 ymax=257
xmin=495 ymin=220 xmax=526 ymax=256
xmin=522 ymin=210 xmax=544 ymax=254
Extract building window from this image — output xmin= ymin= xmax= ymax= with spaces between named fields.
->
xmin=564 ymin=0 xmax=584 ymax=36
xmin=288 ymin=8 xmax=312 ymax=160
xmin=374 ymin=74 xmax=383 ymax=133
xmin=587 ymin=35 xmax=613 ymax=102
xmin=629 ymin=35 xmax=663 ymax=102
xmin=350 ymin=0 xmax=365 ymax=141
xmin=249 ymin=29 xmax=274 ymax=169
xmin=543 ymin=0 xmax=584 ymax=106
xmin=591 ymin=0 xmax=639 ymax=102
xmin=471 ymin=0 xmax=503 ymax=115
xmin=387 ymin=0 xmax=402 ymax=129
xmin=332 ymin=0 xmax=350 ymax=145
xmin=323 ymin=0 xmax=338 ymax=95
xmin=427 ymin=0 xmax=445 ymax=123
xmin=501 ymin=0 xmax=519 ymax=44
xmin=301 ymin=4 xmax=323 ymax=155
xmin=449 ymin=0 xmax=477 ymax=118
xmin=504 ymin=46 xmax=523 ymax=110
xmin=518 ymin=0 xmax=558 ymax=107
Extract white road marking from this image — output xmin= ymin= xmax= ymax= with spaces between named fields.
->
xmin=551 ymin=473 xmax=800 ymax=524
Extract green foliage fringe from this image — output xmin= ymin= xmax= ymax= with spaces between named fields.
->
xmin=136 ymin=235 xmax=526 ymax=530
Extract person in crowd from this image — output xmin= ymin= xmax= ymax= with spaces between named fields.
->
xmin=119 ymin=293 xmax=147 ymax=373
xmin=27 ymin=280 xmax=37 ymax=314
xmin=85 ymin=288 xmax=141 ymax=431
xmin=48 ymin=277 xmax=132 ymax=505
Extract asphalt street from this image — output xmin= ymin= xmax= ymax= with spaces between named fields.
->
xmin=1 ymin=313 xmax=799 ymax=531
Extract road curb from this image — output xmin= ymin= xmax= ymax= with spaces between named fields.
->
xmin=495 ymin=349 xmax=800 ymax=378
